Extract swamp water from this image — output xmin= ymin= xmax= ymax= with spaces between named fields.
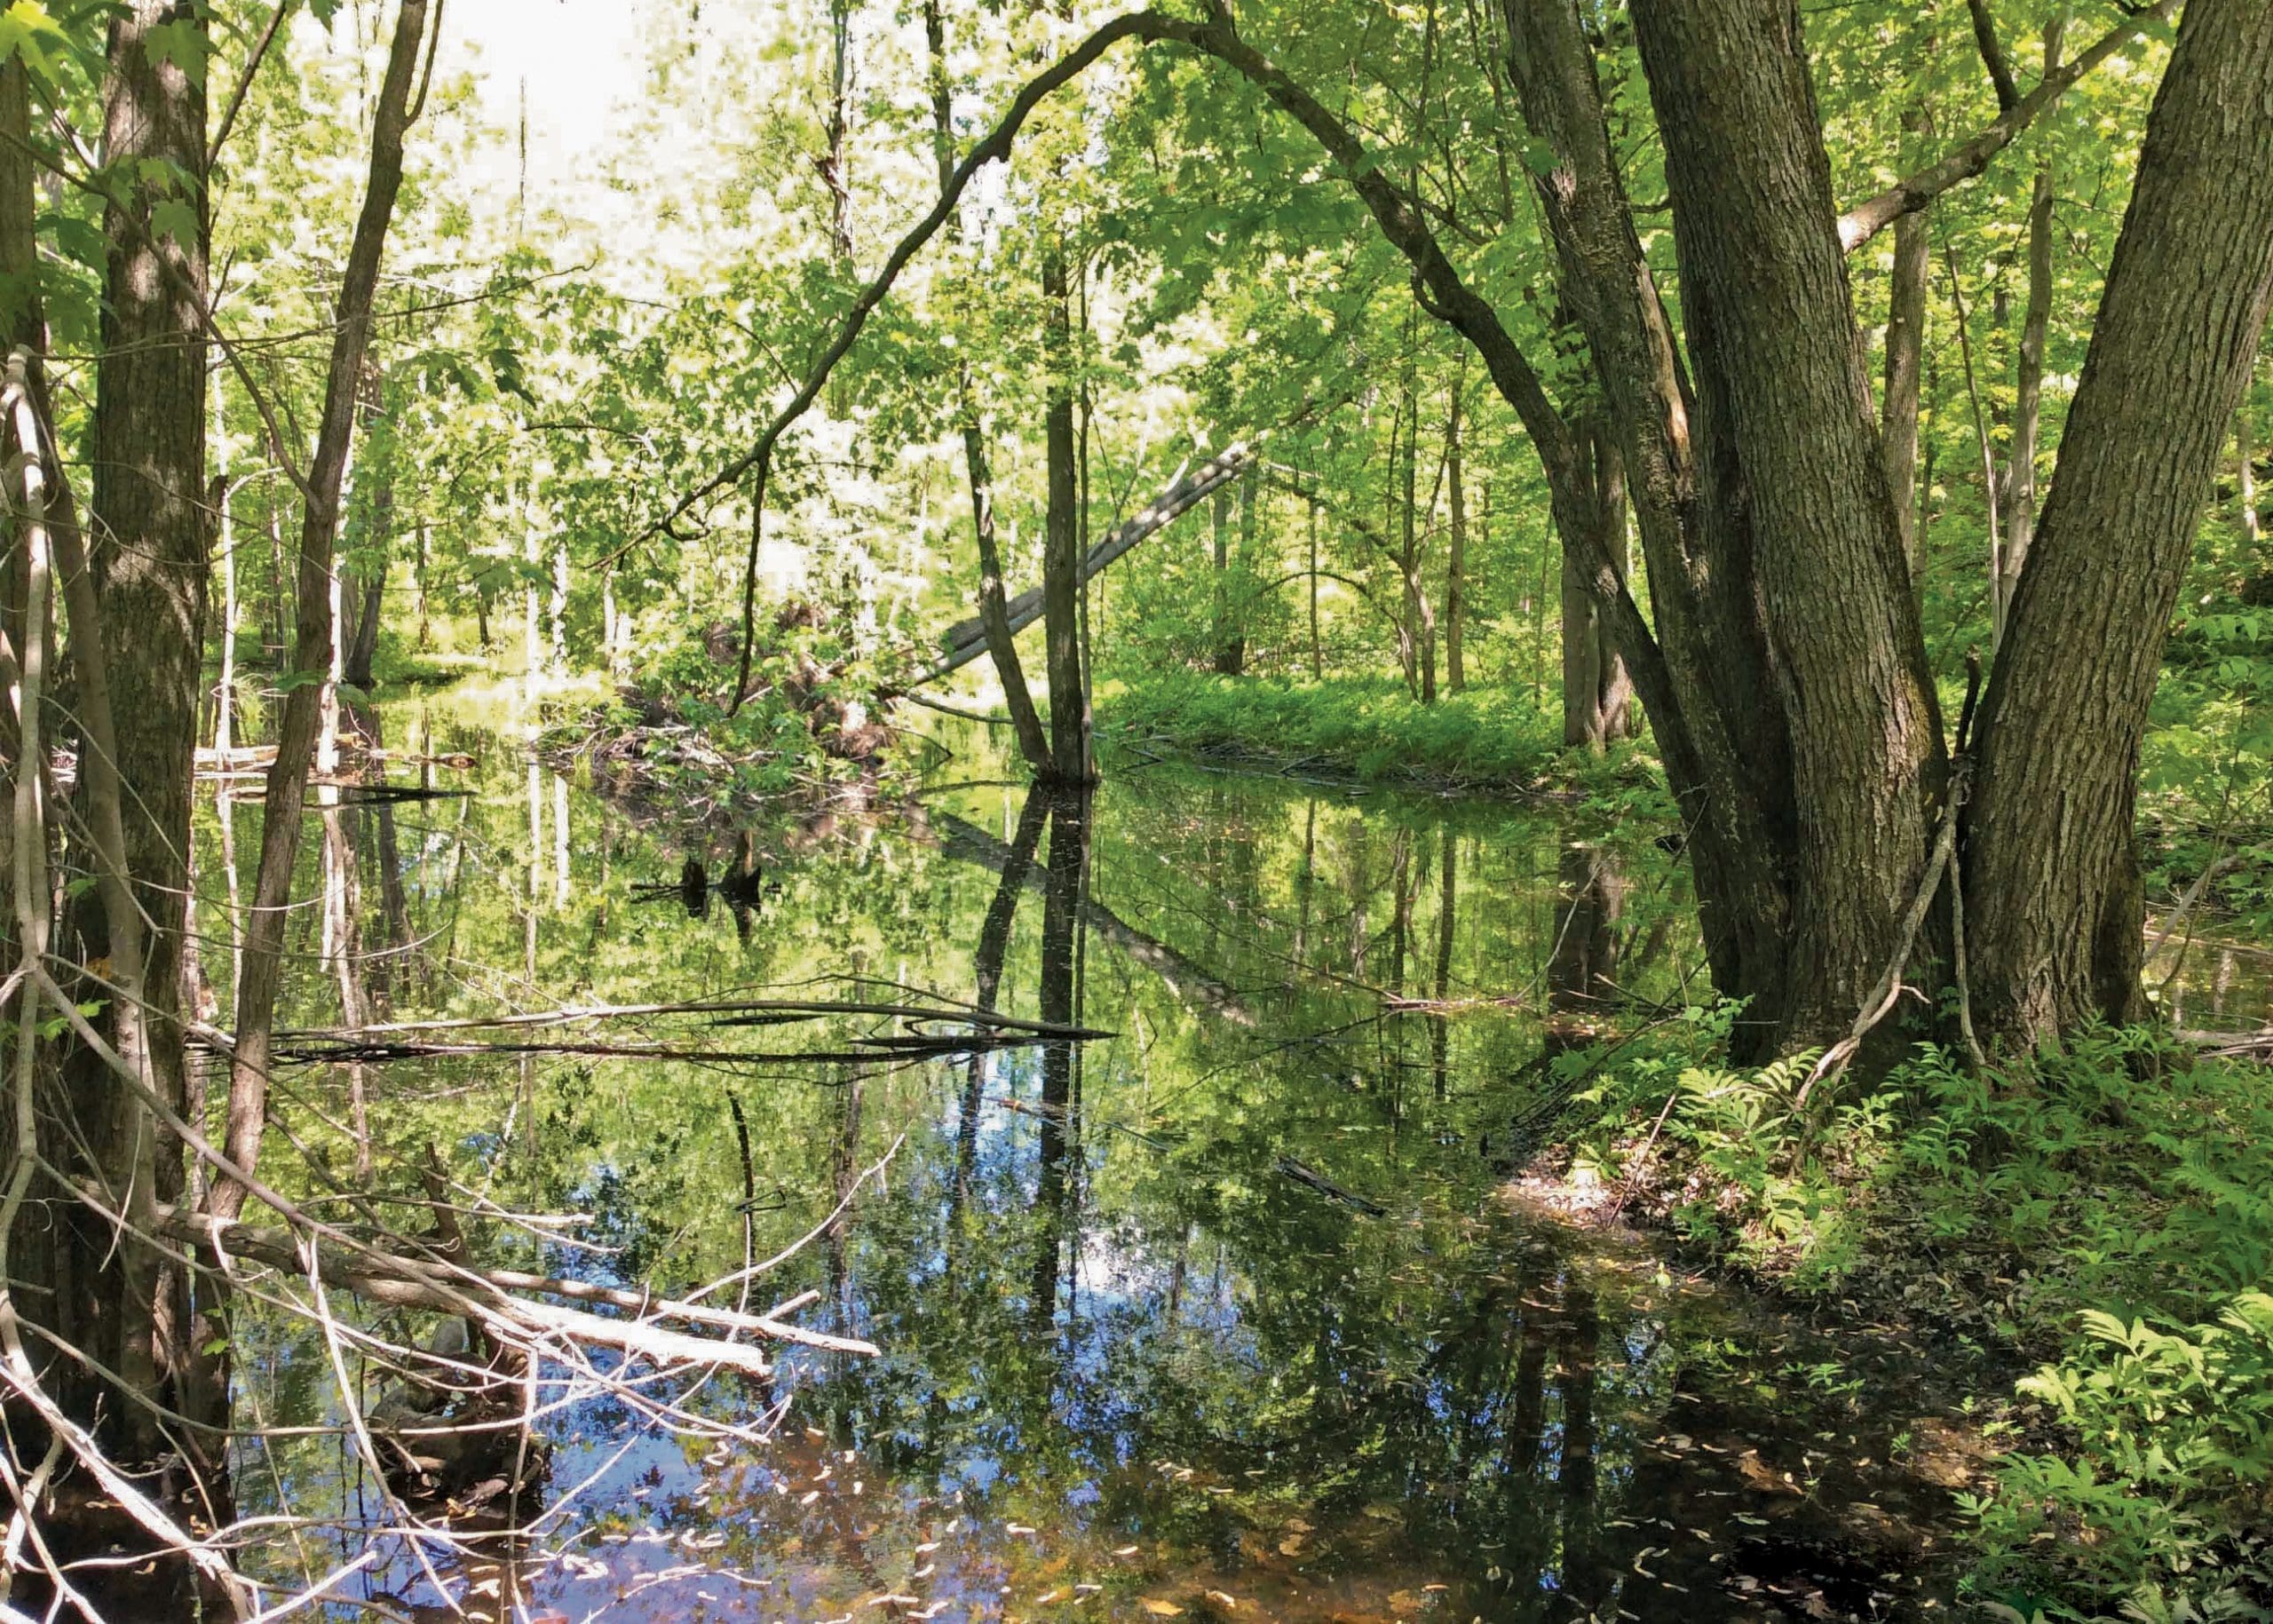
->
xmin=207 ymin=696 xmax=1989 ymax=1623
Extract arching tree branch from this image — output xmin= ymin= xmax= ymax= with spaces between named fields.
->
xmin=1839 ymin=0 xmax=2178 ymax=252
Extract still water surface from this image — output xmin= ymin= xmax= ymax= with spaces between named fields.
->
xmin=212 ymin=696 xmax=1977 ymax=1622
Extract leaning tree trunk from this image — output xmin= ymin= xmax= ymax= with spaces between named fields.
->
xmin=221 ymin=0 xmax=431 ymax=1220
xmin=1966 ymin=0 xmax=2273 ymax=1047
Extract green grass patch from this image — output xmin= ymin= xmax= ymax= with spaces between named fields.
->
xmin=1094 ymin=669 xmax=1567 ymax=790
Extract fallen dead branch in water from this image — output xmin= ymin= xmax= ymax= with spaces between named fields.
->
xmin=1275 ymin=1155 xmax=1388 ymax=1216
xmin=265 ymin=1029 xmax=1103 ymax=1067
xmin=156 ymin=1210 xmax=878 ymax=1362
xmin=249 ymin=992 xmax=1113 ymax=1070
xmin=268 ymin=994 xmax=1111 ymax=1042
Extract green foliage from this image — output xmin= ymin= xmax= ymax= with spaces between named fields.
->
xmin=1096 ymin=670 xmax=1562 ymax=789
xmin=1976 ymin=1295 xmax=2273 ymax=1611
xmin=1570 ymin=1025 xmax=2273 ymax=1618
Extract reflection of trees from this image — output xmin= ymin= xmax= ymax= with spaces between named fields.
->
xmin=1548 ymin=844 xmax=1625 ymax=1046
xmin=957 ymin=789 xmax=1051 ymax=1195
xmin=297 ymin=745 xmax=1759 ymax=1611
xmin=1432 ymin=823 xmax=1457 ymax=1097
xmin=1030 ymin=788 xmax=1091 ymax=1332
xmin=931 ymin=807 xmax=1252 ymax=1022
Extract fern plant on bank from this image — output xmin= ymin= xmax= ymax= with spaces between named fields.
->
xmin=1559 ymin=1018 xmax=2273 ymax=1619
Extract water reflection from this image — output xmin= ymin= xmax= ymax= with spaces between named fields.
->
xmin=202 ymin=711 xmax=1976 ymax=1620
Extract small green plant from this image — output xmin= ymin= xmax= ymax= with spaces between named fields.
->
xmin=1973 ymin=1294 xmax=2273 ymax=1610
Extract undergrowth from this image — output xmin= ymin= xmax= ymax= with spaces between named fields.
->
xmin=1564 ymin=1016 xmax=2273 ymax=1620
xmin=1093 ymin=669 xmax=1575 ymax=790
xmin=543 ymin=622 xmax=902 ymax=812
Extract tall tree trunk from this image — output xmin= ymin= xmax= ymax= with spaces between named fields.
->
xmin=1041 ymin=248 xmax=1090 ymax=782
xmin=219 ymin=0 xmax=431 ymax=1220
xmin=1498 ymin=0 xmax=1799 ymax=1042
xmin=1997 ymin=20 xmax=2064 ymax=637
xmin=1445 ymin=388 xmax=1467 ymax=693
xmin=1306 ymin=469 xmax=1322 ymax=677
xmin=1561 ymin=426 xmax=1633 ymax=750
xmin=342 ymin=369 xmax=392 ymax=690
xmin=1881 ymin=119 xmax=1930 ymax=585
xmin=1210 ymin=475 xmax=1235 ymax=672
xmin=213 ymin=371 xmax=237 ymax=754
xmin=1211 ymin=470 xmax=1251 ymax=676
xmin=1627 ymin=0 xmax=1948 ymax=1042
xmin=1967 ymin=0 xmax=2273 ymax=1046
xmin=923 ymin=0 xmax=1049 ymax=772
xmin=85 ymin=0 xmax=210 ymax=1215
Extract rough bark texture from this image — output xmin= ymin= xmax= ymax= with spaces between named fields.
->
xmin=1967 ymin=0 xmax=2273 ymax=1045
xmin=86 ymin=0 xmax=209 ymax=1138
xmin=1628 ymin=0 xmax=1946 ymax=1039
xmin=1499 ymin=0 xmax=1795 ymax=1036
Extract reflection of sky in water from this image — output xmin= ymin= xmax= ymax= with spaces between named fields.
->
xmin=214 ymin=715 xmax=1972 ymax=1621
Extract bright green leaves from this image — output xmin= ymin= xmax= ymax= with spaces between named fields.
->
xmin=151 ymin=195 xmax=199 ymax=250
xmin=142 ymin=15 xmax=209 ymax=89
xmin=0 ymin=1 xmax=63 ymax=75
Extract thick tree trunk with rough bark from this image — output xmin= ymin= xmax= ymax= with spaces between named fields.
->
xmin=86 ymin=0 xmax=210 ymax=1159
xmin=1966 ymin=0 xmax=2273 ymax=1046
xmin=1628 ymin=0 xmax=1947 ymax=1041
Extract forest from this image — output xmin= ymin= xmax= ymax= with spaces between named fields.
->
xmin=0 ymin=0 xmax=2269 ymax=1618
